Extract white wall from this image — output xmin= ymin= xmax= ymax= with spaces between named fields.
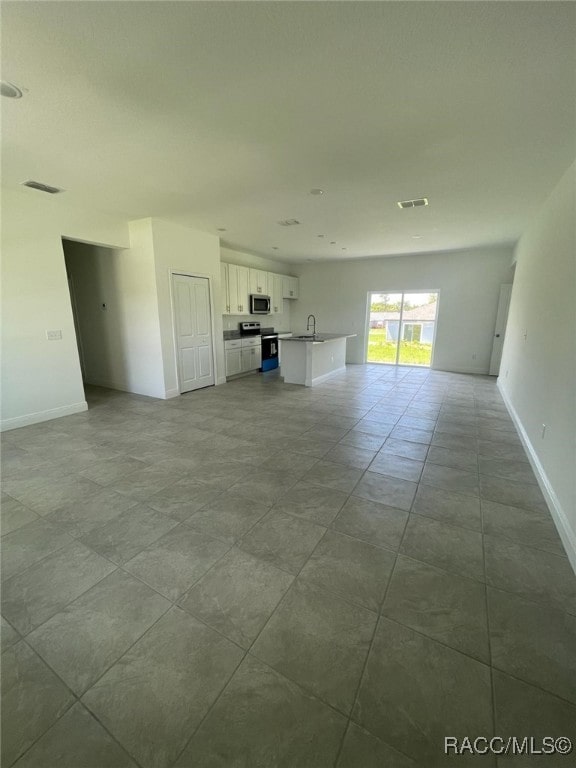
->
xmin=1 ymin=187 xmax=130 ymax=430
xmin=498 ymin=163 xmax=576 ymax=570
xmin=220 ymin=246 xmax=296 ymax=333
xmin=291 ymin=246 xmax=515 ymax=373
xmin=150 ymin=218 xmax=225 ymax=392
xmin=0 ymin=189 xmax=228 ymax=428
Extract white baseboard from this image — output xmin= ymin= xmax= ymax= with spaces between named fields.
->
xmin=498 ymin=380 xmax=576 ymax=575
xmin=163 ymin=388 xmax=180 ymax=400
xmin=216 ymin=376 xmax=227 ymax=386
xmin=308 ymin=366 xmax=347 ymax=387
xmin=431 ymin=364 xmax=489 ymax=376
xmin=1 ymin=401 xmax=88 ymax=432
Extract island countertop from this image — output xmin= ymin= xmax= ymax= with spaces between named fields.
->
xmin=279 ymin=333 xmax=356 ymax=343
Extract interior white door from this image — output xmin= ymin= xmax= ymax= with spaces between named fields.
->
xmin=173 ymin=274 xmax=215 ymax=393
xmin=489 ymin=283 xmax=513 ymax=376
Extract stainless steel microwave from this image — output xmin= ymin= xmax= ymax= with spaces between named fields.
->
xmin=250 ymin=294 xmax=271 ymax=314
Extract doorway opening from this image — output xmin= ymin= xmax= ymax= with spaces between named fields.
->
xmin=63 ymin=238 xmax=127 ymax=407
xmin=367 ymin=291 xmax=439 ymax=367
xmin=489 ymin=283 xmax=513 ymax=376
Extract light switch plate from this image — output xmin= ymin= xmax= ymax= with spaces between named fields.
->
xmin=46 ymin=330 xmax=62 ymax=340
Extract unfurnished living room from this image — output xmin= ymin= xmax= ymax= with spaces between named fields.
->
xmin=1 ymin=2 xmax=575 ymax=767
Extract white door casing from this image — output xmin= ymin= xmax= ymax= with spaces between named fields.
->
xmin=172 ymin=274 xmax=215 ymax=393
xmin=489 ymin=283 xmax=513 ymax=376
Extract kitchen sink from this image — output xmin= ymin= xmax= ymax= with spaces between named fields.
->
xmin=292 ymin=334 xmax=319 ymax=340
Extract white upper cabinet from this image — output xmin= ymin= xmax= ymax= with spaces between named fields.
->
xmin=282 ymin=275 xmax=299 ymax=299
xmin=220 ymin=263 xmax=231 ymax=315
xmin=249 ymin=268 xmax=268 ymax=295
xmin=270 ymin=273 xmax=284 ymax=316
xmin=221 ymin=263 xmax=297 ymax=315
xmin=227 ymin=264 xmax=250 ymax=314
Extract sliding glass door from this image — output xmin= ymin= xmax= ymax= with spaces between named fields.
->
xmin=367 ymin=291 xmax=438 ymax=367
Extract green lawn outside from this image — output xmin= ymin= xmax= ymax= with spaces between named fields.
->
xmin=367 ymin=330 xmax=432 ymax=366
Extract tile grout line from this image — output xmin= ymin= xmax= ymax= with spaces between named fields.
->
xmin=332 ymin=424 xmax=419 ymax=767
xmin=333 ymin=374 xmax=437 ymax=767
xmin=480 ymin=490 xmax=499 ymax=745
xmin=168 ymin=507 xmax=339 ymax=767
xmin=14 ymin=634 xmax=149 ymax=768
xmin=12 ymin=527 xmax=248 ymax=768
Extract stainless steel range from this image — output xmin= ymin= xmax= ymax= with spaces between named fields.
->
xmin=240 ymin=322 xmax=279 ymax=372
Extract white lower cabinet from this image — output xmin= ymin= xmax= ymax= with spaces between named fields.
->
xmin=241 ymin=346 xmax=262 ymax=372
xmin=225 ymin=337 xmax=261 ymax=377
xmin=225 ymin=348 xmax=242 ymax=376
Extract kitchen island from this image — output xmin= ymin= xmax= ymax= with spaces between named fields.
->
xmin=279 ymin=334 xmax=356 ymax=386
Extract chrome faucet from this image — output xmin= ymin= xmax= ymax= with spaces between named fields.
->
xmin=306 ymin=314 xmax=316 ymax=336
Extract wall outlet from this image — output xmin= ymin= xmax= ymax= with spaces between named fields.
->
xmin=505 ymin=369 xmax=509 ymax=378
xmin=46 ymin=330 xmax=62 ymax=341
xmin=101 ymin=303 xmax=107 ymax=311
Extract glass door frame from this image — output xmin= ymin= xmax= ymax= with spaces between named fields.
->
xmin=365 ymin=289 xmax=440 ymax=368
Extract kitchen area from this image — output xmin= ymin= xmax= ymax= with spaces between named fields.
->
xmin=221 ymin=260 xmax=297 ymax=379
xmin=221 ymin=260 xmax=355 ymax=386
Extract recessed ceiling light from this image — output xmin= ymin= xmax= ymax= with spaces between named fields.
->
xmin=272 ymin=247 xmax=279 ymax=250
xmin=317 ymin=235 xmax=325 ymax=238
xmin=278 ymin=219 xmax=300 ymax=226
xmin=1 ymin=81 xmax=23 ymax=99
xmin=310 ymin=189 xmax=324 ymax=195
xmin=341 ymin=247 xmax=347 ymax=250
xmin=217 ymin=227 xmax=227 ymax=232
xmin=412 ymin=235 xmax=423 ymax=239
xmin=330 ymin=241 xmax=336 ymax=245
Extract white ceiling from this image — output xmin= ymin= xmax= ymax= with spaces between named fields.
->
xmin=2 ymin=1 xmax=575 ymax=263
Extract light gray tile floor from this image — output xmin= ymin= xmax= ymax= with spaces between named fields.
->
xmin=1 ymin=366 xmax=575 ymax=767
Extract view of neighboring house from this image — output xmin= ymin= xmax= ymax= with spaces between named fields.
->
xmin=369 ymin=302 xmax=437 ymax=343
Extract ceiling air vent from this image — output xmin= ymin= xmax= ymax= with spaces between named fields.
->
xmin=21 ymin=180 xmax=64 ymax=194
xmin=397 ymin=197 xmax=428 ymax=209
xmin=278 ymin=219 xmax=301 ymax=226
